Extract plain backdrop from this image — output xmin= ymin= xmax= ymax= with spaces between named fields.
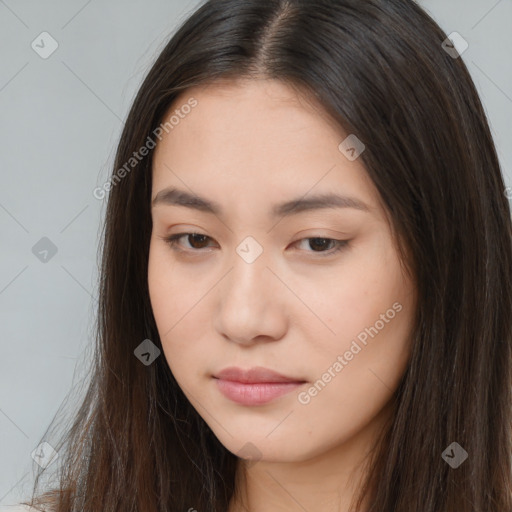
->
xmin=0 ymin=0 xmax=511 ymax=504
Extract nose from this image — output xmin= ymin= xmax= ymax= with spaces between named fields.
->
xmin=213 ymin=253 xmax=289 ymax=346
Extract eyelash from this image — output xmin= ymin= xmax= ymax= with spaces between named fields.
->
xmin=163 ymin=232 xmax=349 ymax=257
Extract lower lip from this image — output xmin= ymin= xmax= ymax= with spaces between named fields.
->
xmin=214 ymin=378 xmax=304 ymax=405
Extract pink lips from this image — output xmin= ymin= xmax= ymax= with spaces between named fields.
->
xmin=213 ymin=366 xmax=306 ymax=406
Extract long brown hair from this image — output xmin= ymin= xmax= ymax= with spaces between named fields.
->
xmin=25 ymin=0 xmax=512 ymax=510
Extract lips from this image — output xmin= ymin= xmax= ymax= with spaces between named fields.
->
xmin=213 ymin=366 xmax=306 ymax=384
xmin=212 ymin=366 xmax=307 ymax=406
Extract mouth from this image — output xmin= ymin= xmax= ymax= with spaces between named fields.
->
xmin=212 ymin=366 xmax=307 ymax=406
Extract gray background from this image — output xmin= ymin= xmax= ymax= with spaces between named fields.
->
xmin=0 ymin=0 xmax=511 ymax=504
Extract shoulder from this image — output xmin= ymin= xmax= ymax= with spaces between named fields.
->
xmin=0 ymin=506 xmax=40 ymax=512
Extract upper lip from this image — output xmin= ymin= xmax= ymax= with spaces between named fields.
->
xmin=214 ymin=366 xmax=306 ymax=384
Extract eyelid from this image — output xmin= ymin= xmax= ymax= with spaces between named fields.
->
xmin=163 ymin=232 xmax=349 ymax=257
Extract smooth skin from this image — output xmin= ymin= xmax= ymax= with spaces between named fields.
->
xmin=148 ymin=78 xmax=417 ymax=512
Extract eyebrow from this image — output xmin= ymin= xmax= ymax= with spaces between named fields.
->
xmin=151 ymin=187 xmax=370 ymax=217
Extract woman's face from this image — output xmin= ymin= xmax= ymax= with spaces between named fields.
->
xmin=148 ymin=78 xmax=417 ymax=464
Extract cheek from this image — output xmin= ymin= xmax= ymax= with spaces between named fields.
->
xmin=305 ymin=238 xmax=414 ymax=379
xmin=147 ymin=244 xmax=211 ymax=384
xmin=313 ymin=245 xmax=404 ymax=335
xmin=295 ymin=280 xmax=413 ymax=455
xmin=147 ymin=242 xmax=194 ymax=329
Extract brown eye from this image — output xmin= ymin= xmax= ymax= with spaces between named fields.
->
xmin=165 ymin=232 xmax=215 ymax=251
xmin=164 ymin=233 xmax=349 ymax=257
xmin=294 ymin=237 xmax=349 ymax=256
xmin=307 ymin=238 xmax=335 ymax=251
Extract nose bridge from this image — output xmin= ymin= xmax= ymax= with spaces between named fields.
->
xmin=214 ymin=236 xmax=287 ymax=343
xmin=227 ymin=236 xmax=272 ymax=306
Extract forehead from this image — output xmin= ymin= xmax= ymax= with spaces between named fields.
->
xmin=151 ymin=78 xmax=382 ymax=215
xmin=155 ymin=78 xmax=344 ymax=156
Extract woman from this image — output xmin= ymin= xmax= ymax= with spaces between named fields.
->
xmin=8 ymin=0 xmax=512 ymax=510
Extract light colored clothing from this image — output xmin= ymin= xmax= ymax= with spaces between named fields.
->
xmin=0 ymin=505 xmax=38 ymax=512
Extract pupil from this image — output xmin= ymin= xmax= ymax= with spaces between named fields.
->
xmin=309 ymin=238 xmax=330 ymax=251
xmin=186 ymin=236 xmax=333 ymax=251
xmin=189 ymin=234 xmax=208 ymax=248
